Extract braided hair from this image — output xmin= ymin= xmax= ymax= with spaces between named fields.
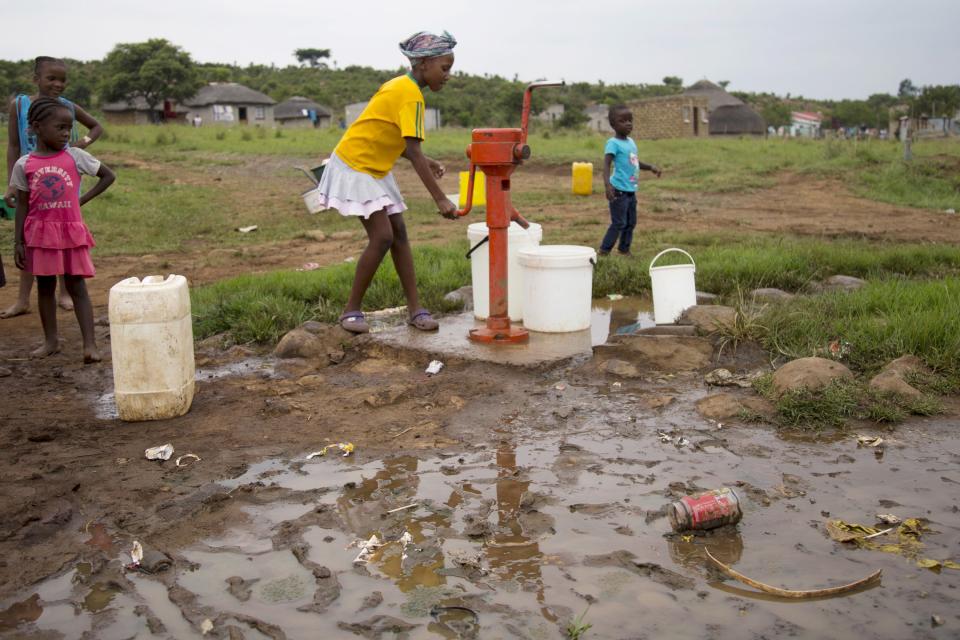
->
xmin=34 ymin=56 xmax=65 ymax=74
xmin=27 ymin=96 xmax=70 ymax=127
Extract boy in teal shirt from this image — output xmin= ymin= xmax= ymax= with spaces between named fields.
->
xmin=600 ymin=105 xmax=661 ymax=256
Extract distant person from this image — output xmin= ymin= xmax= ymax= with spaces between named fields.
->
xmin=598 ymin=105 xmax=661 ymax=257
xmin=192 ymin=115 xmax=203 ymax=127
xmin=314 ymin=30 xmax=457 ymax=334
xmin=3 ymin=56 xmax=104 ymax=319
xmin=10 ymin=98 xmax=115 ymax=362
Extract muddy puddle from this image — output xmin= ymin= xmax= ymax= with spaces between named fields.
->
xmin=6 ymin=375 xmax=958 ymax=639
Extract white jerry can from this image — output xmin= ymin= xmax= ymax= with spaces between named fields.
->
xmin=109 ymin=275 xmax=195 ymax=421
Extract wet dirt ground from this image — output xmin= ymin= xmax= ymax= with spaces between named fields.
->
xmin=1 ymin=167 xmax=959 ymax=638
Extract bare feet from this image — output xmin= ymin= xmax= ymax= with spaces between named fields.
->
xmin=83 ymin=347 xmax=102 ymax=364
xmin=58 ymin=295 xmax=74 ymax=311
xmin=0 ymin=302 xmax=30 ymax=319
xmin=31 ymin=340 xmax=61 ymax=358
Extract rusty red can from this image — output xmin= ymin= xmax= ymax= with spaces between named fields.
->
xmin=667 ymin=488 xmax=742 ymax=532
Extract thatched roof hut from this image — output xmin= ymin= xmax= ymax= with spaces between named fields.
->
xmin=684 ymin=80 xmax=766 ymax=136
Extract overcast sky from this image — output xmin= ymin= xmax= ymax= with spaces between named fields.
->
xmin=3 ymin=0 xmax=957 ymax=100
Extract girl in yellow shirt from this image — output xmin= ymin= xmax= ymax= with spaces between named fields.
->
xmin=317 ymin=31 xmax=458 ymax=333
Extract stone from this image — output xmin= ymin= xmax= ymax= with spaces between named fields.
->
xmin=364 ymin=384 xmax=410 ymax=407
xmin=0 ymin=367 xmax=11 ymax=378
xmin=604 ymin=358 xmax=641 ymax=378
xmin=330 ymin=231 xmax=354 ymax=241
xmin=643 ymin=394 xmax=675 ymax=410
xmin=443 ymin=286 xmax=473 ymax=311
xmin=881 ymin=354 xmax=929 ymax=378
xmin=696 ymin=291 xmax=720 ymax=304
xmin=303 ymin=230 xmax=326 ymax=242
xmin=821 ymin=275 xmax=867 ymax=292
xmin=275 ymin=329 xmax=325 ymax=360
xmin=297 ymin=374 xmax=326 ymax=388
xmin=751 ymin=288 xmax=795 ymax=303
xmin=632 ymin=325 xmax=697 ymax=336
xmin=696 ymin=394 xmax=746 ymax=420
xmin=300 ymin=320 xmax=325 ymax=334
xmin=597 ymin=335 xmax=714 ymax=372
xmin=678 ymin=305 xmax=736 ymax=334
xmin=869 ymin=370 xmax=922 ymax=398
xmin=771 ymin=357 xmax=853 ymax=397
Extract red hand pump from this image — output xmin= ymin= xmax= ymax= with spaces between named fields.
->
xmin=456 ymin=81 xmax=564 ymax=344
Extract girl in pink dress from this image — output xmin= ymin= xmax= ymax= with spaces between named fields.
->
xmin=11 ymin=98 xmax=115 ymax=362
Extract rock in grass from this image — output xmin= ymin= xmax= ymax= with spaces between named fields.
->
xmin=303 ymin=230 xmax=326 ymax=242
xmin=443 ymin=286 xmax=473 ymax=310
xmin=820 ymin=275 xmax=867 ymax=292
xmin=751 ymin=288 xmax=795 ymax=303
xmin=275 ymin=329 xmax=325 ymax=359
xmin=868 ymin=355 xmax=928 ymax=398
xmin=678 ymin=305 xmax=736 ymax=334
xmin=772 ymin=357 xmax=853 ymax=397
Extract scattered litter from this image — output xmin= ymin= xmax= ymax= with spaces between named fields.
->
xmin=945 ymin=209 xmax=956 ymax=215
xmin=349 ymin=534 xmax=382 ymax=564
xmin=236 ymin=225 xmax=258 ymax=233
xmin=716 ymin=422 xmax=724 ymax=430
xmin=668 ymin=488 xmax=742 ymax=532
xmin=876 ymin=514 xmax=902 ymax=525
xmin=554 ymin=382 xmax=567 ymax=391
xmin=387 ymin=503 xmax=419 ymax=514
xmin=175 ymin=453 xmax=201 ymax=467
xmin=917 ymin=558 xmax=960 ymax=571
xmin=130 ymin=541 xmax=144 ymax=567
xmin=825 ymin=517 xmax=954 ymax=568
xmin=611 ymin=382 xmax=622 ymax=389
xmin=296 ymin=262 xmax=320 ymax=271
xmin=344 ymin=256 xmax=355 ymax=262
xmin=932 ymin=615 xmax=944 ymax=627
xmin=399 ymin=531 xmax=414 ymax=562
xmin=144 ymin=444 xmax=174 ymax=461
xmin=827 ymin=339 xmax=852 ymax=360
xmin=390 ymin=426 xmax=415 ymax=439
xmin=856 ymin=435 xmax=884 ymax=448
xmin=703 ymin=368 xmax=760 ymax=388
xmin=705 ymin=548 xmax=881 ymax=599
xmin=425 ymin=360 xmax=444 ymax=375
xmin=606 ymin=293 xmax=624 ymax=300
xmin=201 ymin=618 xmax=214 ymax=635
xmin=306 ymin=442 xmax=355 ymax=459
xmin=657 ymin=430 xmax=689 ymax=448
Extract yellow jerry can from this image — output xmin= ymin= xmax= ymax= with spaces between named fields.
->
xmin=572 ymin=162 xmax=593 ymax=195
xmin=459 ymin=170 xmax=486 ymax=207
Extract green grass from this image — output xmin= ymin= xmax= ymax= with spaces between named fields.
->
xmin=759 ymin=278 xmax=960 ymax=374
xmin=191 ymin=245 xmax=470 ymax=344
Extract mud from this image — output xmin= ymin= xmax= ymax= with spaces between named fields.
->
xmin=1 ymin=167 xmax=959 ymax=637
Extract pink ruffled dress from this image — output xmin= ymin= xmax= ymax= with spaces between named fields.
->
xmin=20 ymin=149 xmax=96 ymax=277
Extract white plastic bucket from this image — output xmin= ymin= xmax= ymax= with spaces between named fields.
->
xmin=649 ymin=248 xmax=697 ymax=324
xmin=468 ymin=221 xmax=542 ymax=321
xmin=518 ymin=245 xmax=596 ymax=332
xmin=109 ymin=275 xmax=195 ymax=422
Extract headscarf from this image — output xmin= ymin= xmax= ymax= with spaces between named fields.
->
xmin=399 ymin=31 xmax=457 ymax=60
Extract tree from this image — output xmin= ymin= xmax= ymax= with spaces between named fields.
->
xmin=100 ymin=39 xmax=201 ymax=111
xmin=662 ymin=76 xmax=683 ymax=88
xmin=294 ymin=48 xmax=331 ymax=68
xmin=914 ymin=84 xmax=960 ymax=118
xmin=897 ymin=78 xmax=918 ymax=100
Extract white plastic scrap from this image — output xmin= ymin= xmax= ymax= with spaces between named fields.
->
xmin=425 ymin=360 xmax=444 ymax=375
xmin=145 ymin=444 xmax=174 ymax=461
xmin=306 ymin=443 xmax=355 ymax=459
xmin=130 ymin=541 xmax=144 ymax=566
xmin=399 ymin=531 xmax=414 ymax=562
xmin=350 ymin=534 xmax=382 ymax=565
xmin=946 ymin=209 xmax=956 ymax=214
xmin=657 ymin=431 xmax=689 ymax=447
xmin=876 ymin=513 xmax=902 ymax=525
xmin=175 ymin=453 xmax=201 ymax=467
xmin=200 ymin=619 xmax=214 ymax=635
xmin=236 ymin=225 xmax=258 ymax=233
xmin=607 ymin=293 xmax=624 ymax=301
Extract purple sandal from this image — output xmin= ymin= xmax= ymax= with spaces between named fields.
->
xmin=408 ymin=309 xmax=439 ymax=331
xmin=339 ymin=311 xmax=369 ymax=334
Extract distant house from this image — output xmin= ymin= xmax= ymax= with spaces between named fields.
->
xmin=625 ymin=95 xmax=709 ymax=140
xmin=584 ymin=104 xmax=612 ymax=133
xmin=790 ymin=111 xmax=822 ymax=137
xmin=344 ymin=101 xmax=441 ymax=130
xmin=535 ymin=103 xmax=565 ymax=124
xmin=101 ymin=97 xmax=188 ymax=125
xmin=184 ymin=83 xmax=275 ymax=126
xmin=275 ymin=96 xmax=333 ymax=128
xmin=683 ymin=80 xmax=765 ymax=136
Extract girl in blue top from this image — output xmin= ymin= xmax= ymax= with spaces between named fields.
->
xmin=599 ymin=105 xmax=661 ymax=256
xmin=3 ymin=56 xmax=104 ymax=319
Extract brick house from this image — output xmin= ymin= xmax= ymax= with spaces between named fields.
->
xmin=625 ymin=95 xmax=710 ymax=140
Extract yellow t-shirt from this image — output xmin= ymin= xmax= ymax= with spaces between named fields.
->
xmin=334 ymin=74 xmax=426 ymax=179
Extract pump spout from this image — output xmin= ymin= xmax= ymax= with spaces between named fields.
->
xmin=520 ymin=80 xmax=566 ymax=145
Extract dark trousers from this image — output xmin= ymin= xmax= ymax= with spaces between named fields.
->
xmin=600 ymin=189 xmax=637 ymax=253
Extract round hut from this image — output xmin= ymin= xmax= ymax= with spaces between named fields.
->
xmin=683 ymin=80 xmax=766 ymax=136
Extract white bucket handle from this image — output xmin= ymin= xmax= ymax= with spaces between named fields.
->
xmin=649 ymin=248 xmax=696 ymax=271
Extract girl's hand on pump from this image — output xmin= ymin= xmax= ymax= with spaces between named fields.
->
xmin=437 ymin=197 xmax=458 ymax=219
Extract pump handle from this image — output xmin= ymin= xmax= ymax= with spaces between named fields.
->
xmin=455 ymin=162 xmax=476 ymax=218
xmin=520 ymin=80 xmax=565 ymax=144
